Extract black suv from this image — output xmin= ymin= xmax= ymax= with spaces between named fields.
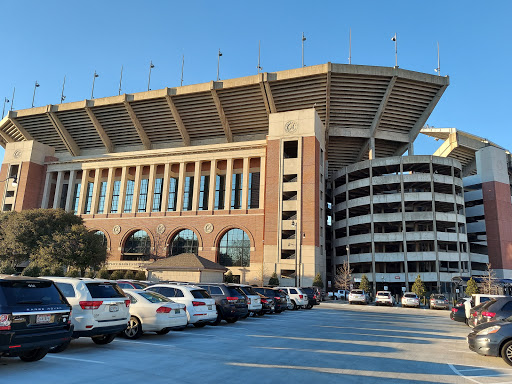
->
xmin=0 ymin=275 xmax=73 ymax=362
xmin=196 ymin=283 xmax=248 ymax=324
xmin=301 ymin=287 xmax=319 ymax=309
xmin=253 ymin=287 xmax=288 ymax=313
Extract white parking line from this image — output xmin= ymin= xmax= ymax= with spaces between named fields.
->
xmin=46 ymin=355 xmax=105 ymax=364
xmin=448 ymin=364 xmax=482 ymax=384
xmin=113 ymin=339 xmax=177 ymax=347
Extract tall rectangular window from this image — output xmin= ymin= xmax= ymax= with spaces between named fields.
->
xmin=248 ymin=172 xmax=260 ymax=209
xmin=167 ymin=177 xmax=178 ymax=211
xmin=110 ymin=180 xmax=121 ymax=213
xmin=137 ymin=179 xmax=149 ymax=212
xmin=231 ymin=173 xmax=242 ymax=209
xmin=124 ymin=180 xmax=135 ymax=213
xmin=59 ymin=184 xmax=69 ymax=209
xmin=152 ymin=178 xmax=163 ymax=212
xmin=214 ymin=175 xmax=225 ymax=210
xmin=97 ymin=181 xmax=107 ymax=213
xmin=199 ymin=175 xmax=209 ymax=210
xmin=182 ymin=176 xmax=194 ymax=211
xmin=72 ymin=182 xmax=81 ymax=214
xmin=84 ymin=182 xmax=94 ymax=214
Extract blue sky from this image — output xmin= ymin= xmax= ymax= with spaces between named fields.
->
xmin=1 ymin=1 xmax=510 ymax=161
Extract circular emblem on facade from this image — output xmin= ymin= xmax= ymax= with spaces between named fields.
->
xmin=204 ymin=223 xmax=214 ymax=234
xmin=112 ymin=225 xmax=121 ymax=235
xmin=156 ymin=224 xmax=166 ymax=234
xmin=284 ymin=120 xmax=298 ymax=134
xmin=13 ymin=149 xmax=22 ymax=159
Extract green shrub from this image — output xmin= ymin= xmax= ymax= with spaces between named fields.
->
xmin=52 ymin=265 xmax=65 ymax=277
xmin=110 ymin=270 xmax=125 ymax=280
xmin=0 ymin=261 xmax=16 ymax=275
xmin=85 ymin=270 xmax=96 ymax=278
xmin=22 ymin=264 xmax=41 ymax=277
xmin=65 ymin=269 xmax=81 ymax=278
xmin=268 ymin=272 xmax=279 ymax=286
xmin=134 ymin=270 xmax=147 ymax=281
xmin=124 ymin=270 xmax=135 ymax=280
xmin=97 ymin=269 xmax=111 ymax=279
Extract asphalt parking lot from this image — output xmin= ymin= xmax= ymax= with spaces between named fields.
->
xmin=3 ymin=302 xmax=512 ymax=384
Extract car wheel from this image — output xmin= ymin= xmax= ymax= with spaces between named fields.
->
xmin=291 ymin=300 xmax=298 ymax=310
xmin=211 ymin=309 xmax=223 ymax=325
xmin=225 ymin=317 xmax=238 ymax=323
xmin=306 ymin=304 xmax=313 ymax=310
xmin=173 ymin=326 xmax=186 ymax=331
xmin=156 ymin=328 xmax=172 ymax=335
xmin=19 ymin=348 xmax=48 ymax=362
xmin=241 ymin=313 xmax=250 ymax=319
xmin=92 ymin=333 xmax=117 ymax=345
xmin=256 ymin=310 xmax=265 ymax=316
xmin=502 ymin=340 xmax=512 ymax=366
xmin=193 ymin=322 xmax=207 ymax=328
xmin=275 ymin=309 xmax=282 ymax=314
xmin=124 ymin=316 xmax=143 ymax=340
xmin=49 ymin=341 xmax=70 ymax=353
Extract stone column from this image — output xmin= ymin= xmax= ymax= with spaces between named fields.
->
xmin=118 ymin=166 xmax=128 ymax=213
xmin=192 ymin=161 xmax=201 ymax=211
xmin=176 ymin=163 xmax=185 ymax=212
xmin=52 ymin=171 xmax=64 ymax=209
xmin=224 ymin=158 xmax=233 ymax=210
xmin=208 ymin=160 xmax=216 ymax=211
xmin=146 ymin=164 xmax=156 ymax=213
xmin=65 ymin=170 xmax=76 ymax=212
xmin=241 ymin=157 xmax=250 ymax=209
xmin=161 ymin=163 xmax=171 ymax=212
xmin=132 ymin=165 xmax=142 ymax=213
xmin=41 ymin=171 xmax=53 ymax=209
xmin=77 ymin=170 xmax=89 ymax=215
xmin=89 ymin=168 xmax=102 ymax=214
xmin=104 ymin=168 xmax=114 ymax=214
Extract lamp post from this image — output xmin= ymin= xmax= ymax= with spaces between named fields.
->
xmin=147 ymin=61 xmax=155 ymax=91
xmin=301 ymin=32 xmax=306 ymax=67
xmin=31 ymin=81 xmax=40 ymax=108
xmin=292 ymin=220 xmax=298 ymax=286
xmin=0 ymin=175 xmax=18 ymax=187
xmin=91 ymin=71 xmax=99 ymax=99
xmin=346 ymin=244 xmax=351 ymax=289
xmin=217 ymin=49 xmax=222 ymax=81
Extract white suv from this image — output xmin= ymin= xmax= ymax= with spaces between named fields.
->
xmin=145 ymin=284 xmax=217 ymax=327
xmin=229 ymin=284 xmax=262 ymax=316
xmin=276 ymin=287 xmax=308 ymax=310
xmin=349 ymin=290 xmax=369 ymax=305
xmin=375 ymin=291 xmax=395 ymax=306
xmin=46 ymin=277 xmax=130 ymax=349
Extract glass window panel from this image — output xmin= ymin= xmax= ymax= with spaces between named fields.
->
xmin=167 ymin=177 xmax=178 ymax=211
xmin=138 ymin=179 xmax=149 ymax=212
xmin=84 ymin=182 xmax=94 ymax=214
xmin=182 ymin=176 xmax=194 ymax=211
xmin=170 ymin=229 xmax=198 ymax=256
xmin=123 ymin=230 xmax=151 ymax=256
xmin=199 ymin=175 xmax=209 ymax=210
xmin=110 ymin=180 xmax=121 ymax=213
xmin=73 ymin=182 xmax=81 ymax=214
xmin=97 ymin=181 xmax=107 ymax=214
xmin=214 ymin=175 xmax=225 ymax=210
xmin=152 ymin=178 xmax=163 ymax=212
xmin=218 ymin=229 xmax=250 ymax=267
xmin=124 ymin=180 xmax=135 ymax=213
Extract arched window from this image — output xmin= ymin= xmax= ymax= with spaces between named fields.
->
xmin=169 ymin=229 xmax=198 ymax=256
xmin=94 ymin=231 xmax=107 ymax=247
xmin=123 ymin=230 xmax=151 ymax=260
xmin=218 ymin=229 xmax=250 ymax=267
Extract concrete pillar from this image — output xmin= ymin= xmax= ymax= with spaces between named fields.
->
xmin=89 ymin=168 xmax=101 ymax=214
xmin=132 ymin=165 xmax=142 ymax=213
xmin=176 ymin=163 xmax=185 ymax=212
xmin=146 ymin=164 xmax=156 ymax=213
xmin=241 ymin=157 xmax=250 ymax=210
xmin=408 ymin=142 xmax=414 ymax=156
xmin=208 ymin=160 xmax=216 ymax=211
xmin=399 ymin=159 xmax=409 ymax=290
xmin=118 ymin=167 xmax=128 ymax=213
xmin=52 ymin=171 xmax=64 ymax=209
xmin=104 ymin=168 xmax=114 ymax=214
xmin=192 ymin=161 xmax=201 ymax=211
xmin=41 ymin=171 xmax=53 ymax=209
xmin=368 ymin=137 xmax=375 ymax=160
xmin=77 ymin=170 xmax=88 ymax=215
xmin=161 ymin=163 xmax=170 ymax=212
xmin=224 ymin=158 xmax=233 ymax=210
xmin=430 ymin=160 xmax=441 ymax=292
xmin=65 ymin=170 xmax=76 ymax=212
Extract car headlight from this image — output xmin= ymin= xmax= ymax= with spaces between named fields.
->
xmin=476 ymin=325 xmax=501 ymax=336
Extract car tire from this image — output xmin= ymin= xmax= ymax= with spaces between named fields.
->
xmin=124 ymin=316 xmax=143 ymax=339
xmin=502 ymin=340 xmax=512 ymax=366
xmin=225 ymin=317 xmax=238 ymax=323
xmin=275 ymin=309 xmax=282 ymax=314
xmin=193 ymin=323 xmax=207 ymax=328
xmin=291 ymin=300 xmax=298 ymax=310
xmin=256 ymin=310 xmax=265 ymax=316
xmin=306 ymin=304 xmax=313 ymax=310
xmin=156 ymin=328 xmax=172 ymax=335
xmin=19 ymin=348 xmax=48 ymax=362
xmin=173 ymin=326 xmax=186 ymax=331
xmin=92 ymin=333 xmax=117 ymax=345
xmin=211 ymin=309 xmax=223 ymax=325
xmin=241 ymin=313 xmax=250 ymax=319
xmin=48 ymin=341 xmax=70 ymax=353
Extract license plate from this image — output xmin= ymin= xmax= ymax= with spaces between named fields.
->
xmin=109 ymin=305 xmax=119 ymax=312
xmin=36 ymin=314 xmax=51 ymax=324
xmin=208 ymin=305 xmax=212 ymax=310
xmin=175 ymin=309 xmax=180 ymax=314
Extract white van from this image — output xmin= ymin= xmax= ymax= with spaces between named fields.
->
xmin=275 ymin=287 xmax=308 ymax=310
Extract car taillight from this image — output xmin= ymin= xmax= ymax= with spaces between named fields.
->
xmin=247 ymin=298 xmax=251 ymax=304
xmin=261 ymin=299 xmax=268 ymax=304
xmin=0 ymin=314 xmax=11 ymax=330
xmin=313 ymin=295 xmax=317 ymax=299
xmin=299 ymin=295 xmax=303 ymax=299
xmin=482 ymin=311 xmax=496 ymax=318
xmin=156 ymin=306 xmax=172 ymax=313
xmin=226 ymin=297 xmax=238 ymax=303
xmin=124 ymin=299 xmax=131 ymax=307
xmin=472 ymin=312 xmax=477 ymax=317
xmin=452 ymin=308 xmax=458 ymax=313
xmin=192 ymin=301 xmax=206 ymax=306
xmin=79 ymin=301 xmax=103 ymax=310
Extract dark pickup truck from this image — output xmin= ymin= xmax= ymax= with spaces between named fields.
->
xmin=0 ymin=275 xmax=73 ymax=362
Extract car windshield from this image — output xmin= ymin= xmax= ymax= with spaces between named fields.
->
xmin=227 ymin=287 xmax=243 ymax=297
xmin=190 ymin=289 xmax=211 ymax=299
xmin=239 ymin=286 xmax=257 ymax=295
xmin=138 ymin=291 xmax=171 ymax=303
xmin=473 ymin=300 xmax=495 ymax=312
xmin=351 ymin=290 xmax=363 ymax=294
xmin=1 ymin=280 xmax=67 ymax=305
xmin=377 ymin=292 xmax=390 ymax=297
xmin=404 ymin=294 xmax=417 ymax=298
xmin=85 ymin=282 xmax=126 ymax=298
xmin=432 ymin=295 xmax=447 ymax=300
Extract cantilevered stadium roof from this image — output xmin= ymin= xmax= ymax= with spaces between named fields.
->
xmin=421 ymin=127 xmax=509 ymax=176
xmin=0 ymin=63 xmax=448 ymax=172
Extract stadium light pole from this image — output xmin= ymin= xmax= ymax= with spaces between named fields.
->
xmin=91 ymin=71 xmax=99 ymax=99
xmin=31 ymin=81 xmax=40 ymax=108
xmin=301 ymin=32 xmax=306 ymax=67
xmin=147 ymin=60 xmax=155 ymax=91
xmin=217 ymin=49 xmax=222 ymax=81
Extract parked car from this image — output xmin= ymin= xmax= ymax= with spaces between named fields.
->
xmin=228 ymin=284 xmax=262 ymax=317
xmin=450 ymin=298 xmax=471 ymax=323
xmin=47 ymin=277 xmax=130 ymax=350
xmin=117 ymin=280 xmax=150 ymax=290
xmin=375 ymin=291 xmax=395 ymax=306
xmin=254 ymin=287 xmax=288 ymax=313
xmin=328 ymin=289 xmax=349 ymax=300
xmin=349 ymin=290 xmax=369 ymax=305
xmin=275 ymin=287 xmax=308 ymax=310
xmin=145 ymin=284 xmax=217 ymax=327
xmin=467 ymin=318 xmax=512 ymax=365
xmin=468 ymin=300 xmax=496 ymax=328
xmin=0 ymin=275 xmax=73 ymax=362
xmin=121 ymin=289 xmax=187 ymax=339
xmin=301 ymin=287 xmax=319 ymax=308
xmin=429 ymin=294 xmax=449 ymax=310
xmin=465 ymin=294 xmax=506 ymax=319
xmin=471 ymin=297 xmax=512 ymax=327
xmin=254 ymin=292 xmax=274 ymax=315
xmin=401 ymin=292 xmax=420 ymax=308
xmin=196 ymin=283 xmax=248 ymax=324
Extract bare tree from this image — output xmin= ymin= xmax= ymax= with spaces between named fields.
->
xmin=334 ymin=261 xmax=353 ymax=292
xmin=482 ymin=263 xmax=501 ymax=295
